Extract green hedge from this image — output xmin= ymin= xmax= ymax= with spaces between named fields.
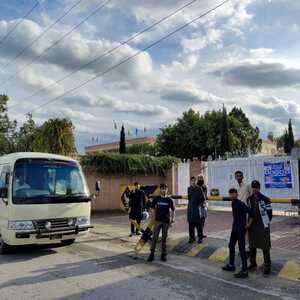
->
xmin=81 ymin=153 xmax=177 ymax=176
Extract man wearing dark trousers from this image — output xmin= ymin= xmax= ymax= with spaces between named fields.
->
xmin=222 ymin=188 xmax=252 ymax=279
xmin=247 ymin=180 xmax=273 ymax=276
xmin=197 ymin=174 xmax=208 ymax=238
xmin=129 ymin=182 xmax=146 ymax=237
xmin=188 ymin=177 xmax=205 ymax=243
xmin=147 ymin=184 xmax=175 ymax=262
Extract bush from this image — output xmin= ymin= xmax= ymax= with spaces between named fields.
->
xmin=81 ymin=153 xmax=177 ymax=176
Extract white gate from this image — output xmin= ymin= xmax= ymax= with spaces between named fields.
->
xmin=208 ymin=156 xmax=300 ymax=198
xmin=177 ymin=162 xmax=190 ymax=196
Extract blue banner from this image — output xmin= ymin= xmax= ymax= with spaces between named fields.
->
xmin=264 ymin=161 xmax=293 ymax=189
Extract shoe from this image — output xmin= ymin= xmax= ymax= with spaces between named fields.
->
xmin=248 ymin=264 xmax=257 ymax=271
xmin=147 ymin=254 xmax=154 ymax=262
xmin=263 ymin=268 xmax=271 ymax=276
xmin=129 ymin=233 xmax=133 ymax=237
xmin=202 ymin=235 xmax=207 ymax=238
xmin=234 ymin=271 xmax=249 ymax=279
xmin=198 ymin=238 xmax=203 ymax=244
xmin=188 ymin=239 xmax=195 ymax=244
xmin=222 ymin=264 xmax=236 ymax=272
xmin=136 ymin=232 xmax=141 ymax=236
xmin=161 ymin=255 xmax=167 ymax=262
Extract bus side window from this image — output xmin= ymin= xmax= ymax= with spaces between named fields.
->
xmin=0 ymin=165 xmax=10 ymax=199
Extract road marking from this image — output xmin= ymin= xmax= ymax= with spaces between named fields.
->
xmin=187 ymin=244 xmax=205 ymax=257
xmin=209 ymin=247 xmax=229 ymax=262
xmin=278 ymin=261 xmax=300 ymax=282
xmin=161 ymin=261 xmax=281 ymax=298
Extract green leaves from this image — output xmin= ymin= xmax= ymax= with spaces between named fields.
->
xmin=81 ymin=153 xmax=177 ymax=176
xmin=156 ymin=107 xmax=261 ymax=159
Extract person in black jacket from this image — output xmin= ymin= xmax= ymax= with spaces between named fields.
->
xmin=188 ymin=177 xmax=205 ymax=243
xmin=222 ymin=188 xmax=252 ymax=279
xmin=247 ymin=180 xmax=273 ymax=275
xmin=197 ymin=174 xmax=208 ymax=238
xmin=128 ymin=182 xmax=146 ymax=237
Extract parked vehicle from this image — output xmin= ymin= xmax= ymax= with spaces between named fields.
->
xmin=0 ymin=152 xmax=93 ymax=254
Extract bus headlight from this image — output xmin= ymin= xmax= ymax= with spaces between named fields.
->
xmin=8 ymin=221 xmax=34 ymax=231
xmin=76 ymin=216 xmax=90 ymax=226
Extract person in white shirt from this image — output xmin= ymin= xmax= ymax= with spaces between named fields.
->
xmin=231 ymin=171 xmax=251 ymax=203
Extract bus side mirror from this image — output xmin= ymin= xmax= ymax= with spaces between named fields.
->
xmin=0 ymin=187 xmax=8 ymax=202
xmin=95 ymin=180 xmax=101 ymax=193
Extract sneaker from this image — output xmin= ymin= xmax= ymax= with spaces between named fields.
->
xmin=222 ymin=264 xmax=236 ymax=272
xmin=161 ymin=255 xmax=167 ymax=262
xmin=234 ymin=271 xmax=249 ymax=279
xmin=188 ymin=239 xmax=195 ymax=244
xmin=202 ymin=235 xmax=207 ymax=238
xmin=198 ymin=238 xmax=203 ymax=244
xmin=136 ymin=232 xmax=141 ymax=236
xmin=147 ymin=254 xmax=154 ymax=262
xmin=129 ymin=233 xmax=134 ymax=237
xmin=248 ymin=264 xmax=257 ymax=271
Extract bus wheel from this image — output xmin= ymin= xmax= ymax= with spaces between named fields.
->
xmin=0 ymin=238 xmax=10 ymax=254
xmin=61 ymin=239 xmax=75 ymax=246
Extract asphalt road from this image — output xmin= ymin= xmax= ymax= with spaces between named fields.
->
xmin=0 ymin=223 xmax=299 ymax=300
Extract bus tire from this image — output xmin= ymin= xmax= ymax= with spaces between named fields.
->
xmin=61 ymin=239 xmax=75 ymax=246
xmin=0 ymin=238 xmax=10 ymax=254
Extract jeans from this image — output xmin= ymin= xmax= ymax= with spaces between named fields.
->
xmin=150 ymin=221 xmax=169 ymax=256
xmin=229 ymin=230 xmax=247 ymax=272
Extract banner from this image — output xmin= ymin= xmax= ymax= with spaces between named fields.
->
xmin=264 ymin=161 xmax=293 ymax=189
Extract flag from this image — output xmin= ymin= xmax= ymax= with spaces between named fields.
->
xmin=113 ymin=120 xmax=117 ymax=130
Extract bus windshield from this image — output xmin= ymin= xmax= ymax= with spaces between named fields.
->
xmin=12 ymin=158 xmax=90 ymax=204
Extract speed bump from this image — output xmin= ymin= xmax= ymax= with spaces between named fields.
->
xmin=208 ymin=247 xmax=229 ymax=262
xmin=187 ymin=244 xmax=205 ymax=257
xmin=278 ymin=261 xmax=300 ymax=282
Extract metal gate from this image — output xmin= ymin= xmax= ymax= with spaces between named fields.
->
xmin=177 ymin=162 xmax=190 ymax=196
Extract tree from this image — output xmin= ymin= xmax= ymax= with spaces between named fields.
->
xmin=156 ymin=107 xmax=261 ymax=159
xmin=220 ymin=104 xmax=230 ymax=156
xmin=288 ymin=119 xmax=295 ymax=150
xmin=283 ymin=130 xmax=291 ymax=154
xmin=119 ymin=125 xmax=126 ymax=154
xmin=34 ymin=118 xmax=77 ymax=156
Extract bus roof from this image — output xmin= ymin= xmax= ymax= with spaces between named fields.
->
xmin=0 ymin=152 xmax=77 ymax=165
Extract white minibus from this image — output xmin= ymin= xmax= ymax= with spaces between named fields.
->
xmin=0 ymin=152 xmax=93 ymax=253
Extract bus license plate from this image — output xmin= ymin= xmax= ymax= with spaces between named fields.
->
xmin=50 ymin=234 xmax=62 ymax=240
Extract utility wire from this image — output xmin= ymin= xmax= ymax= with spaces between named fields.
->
xmin=8 ymin=0 xmax=199 ymax=109
xmin=0 ymin=0 xmax=112 ymax=87
xmin=30 ymin=0 xmax=230 ymax=113
xmin=0 ymin=1 xmax=40 ymax=47
xmin=0 ymin=0 xmax=84 ymax=71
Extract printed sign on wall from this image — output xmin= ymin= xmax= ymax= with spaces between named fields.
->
xmin=264 ymin=161 xmax=293 ymax=189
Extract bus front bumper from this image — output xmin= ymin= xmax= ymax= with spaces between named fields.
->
xmin=5 ymin=225 xmax=94 ymax=245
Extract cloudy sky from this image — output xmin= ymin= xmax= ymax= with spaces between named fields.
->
xmin=0 ymin=0 xmax=300 ymax=153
